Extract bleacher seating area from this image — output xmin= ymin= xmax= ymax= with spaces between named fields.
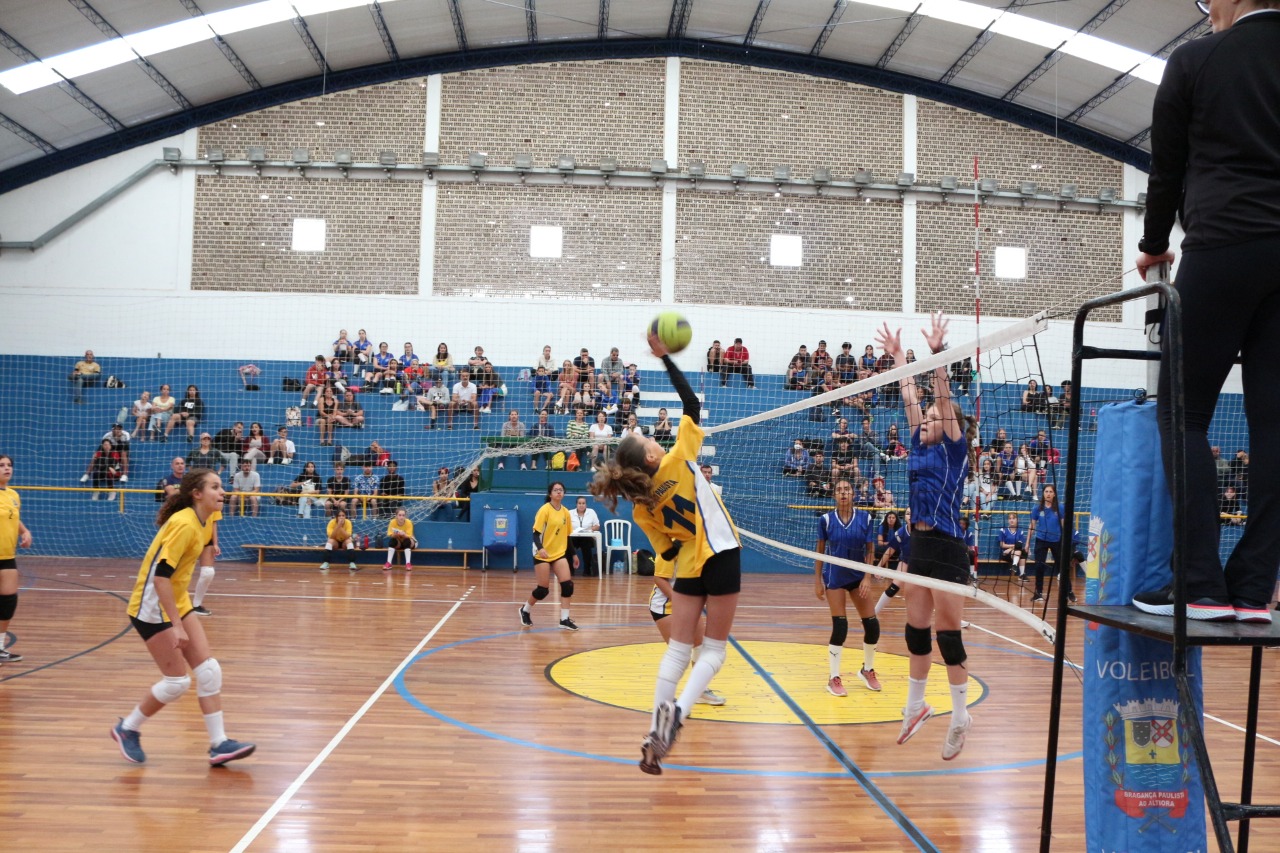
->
xmin=0 ymin=353 xmax=1249 ymax=571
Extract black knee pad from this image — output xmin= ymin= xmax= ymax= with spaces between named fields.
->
xmin=885 ymin=583 xmax=900 ymax=598
xmin=829 ymin=615 xmax=848 ymax=647
xmin=0 ymin=593 xmax=15 ymax=621
xmin=531 ymin=585 xmax=550 ymax=601
xmin=905 ymin=623 xmax=932 ymax=657
xmin=861 ymin=616 xmax=880 ymax=646
xmin=937 ymin=629 xmax=967 ymax=666
xmin=559 ymin=579 xmax=574 ymax=599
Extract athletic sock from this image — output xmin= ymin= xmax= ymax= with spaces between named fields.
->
xmin=864 ymin=644 xmax=877 ymax=672
xmin=560 ymin=608 xmax=570 ymax=621
xmin=385 ymin=548 xmax=394 ymax=563
xmin=203 ymin=710 xmax=227 ymax=747
xmin=651 ymin=640 xmax=693 ymax=730
xmin=522 ymin=603 xmax=532 ymax=614
xmin=676 ymin=637 xmax=726 ymax=718
xmin=906 ymin=677 xmax=929 ymax=715
xmin=193 ymin=565 xmax=215 ymax=607
xmin=828 ymin=644 xmax=843 ymax=679
xmin=949 ymin=682 xmax=971 ymax=727
xmin=123 ymin=706 xmax=148 ymax=731
xmin=874 ymin=592 xmax=890 ymax=616
xmin=690 ymin=644 xmax=702 ymax=665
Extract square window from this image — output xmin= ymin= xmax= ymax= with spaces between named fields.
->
xmin=770 ymin=234 xmax=803 ymax=267
xmin=291 ymin=218 xmax=326 ymax=252
xmin=994 ymin=246 xmax=1026 ymax=279
xmin=530 ymin=225 xmax=563 ymax=259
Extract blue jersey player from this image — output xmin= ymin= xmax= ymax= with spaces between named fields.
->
xmin=813 ymin=479 xmax=880 ymax=695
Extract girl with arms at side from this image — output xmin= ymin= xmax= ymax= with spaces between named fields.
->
xmin=519 ymin=482 xmax=577 ymax=630
xmin=0 ymin=455 xmax=32 ymax=663
xmin=814 ymin=479 xmax=881 ymax=696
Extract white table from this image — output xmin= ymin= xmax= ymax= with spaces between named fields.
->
xmin=569 ymin=531 xmax=603 ymax=576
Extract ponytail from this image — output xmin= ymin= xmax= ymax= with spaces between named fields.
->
xmin=156 ymin=468 xmax=218 ymax=526
xmin=588 ymin=433 xmax=656 ymax=511
xmin=951 ymin=401 xmax=979 ymax=469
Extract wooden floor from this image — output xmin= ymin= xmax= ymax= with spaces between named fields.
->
xmin=3 ymin=558 xmax=1278 ymax=852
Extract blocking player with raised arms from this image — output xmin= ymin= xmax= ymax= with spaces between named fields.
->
xmin=0 ymin=455 xmax=32 ymax=664
xmin=520 ymin=481 xmax=578 ymax=631
xmin=875 ymin=312 xmax=977 ymax=761
xmin=591 ymin=330 xmax=742 ymax=775
xmin=814 ymin=478 xmax=881 ymax=695
xmin=111 ymin=468 xmax=255 ymax=766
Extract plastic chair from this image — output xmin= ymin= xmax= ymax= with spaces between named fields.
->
xmin=603 ymin=518 xmax=631 ymax=574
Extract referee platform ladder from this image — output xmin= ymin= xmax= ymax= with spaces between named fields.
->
xmin=1039 ymin=279 xmax=1280 ymax=853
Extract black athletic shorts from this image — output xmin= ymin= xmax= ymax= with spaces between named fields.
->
xmin=651 ymin=610 xmax=667 ymax=623
xmin=130 ymin=615 xmax=174 ymax=641
xmin=907 ymin=528 xmax=969 ymax=586
xmin=673 ymin=548 xmax=742 ymax=597
xmin=0 ymin=558 xmax=16 ymax=571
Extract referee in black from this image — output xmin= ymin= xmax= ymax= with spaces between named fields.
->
xmin=1133 ymin=0 xmax=1280 ymax=622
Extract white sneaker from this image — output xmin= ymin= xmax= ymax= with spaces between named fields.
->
xmin=898 ymin=704 xmax=933 ymax=744
xmin=520 ymin=464 xmax=528 ymax=470
xmin=696 ymin=689 xmax=726 ymax=706
xmin=942 ymin=717 xmax=972 ymax=761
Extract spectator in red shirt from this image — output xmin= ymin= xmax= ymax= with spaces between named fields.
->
xmin=301 ymin=356 xmax=328 ymax=408
xmin=722 ymin=338 xmax=755 ymax=389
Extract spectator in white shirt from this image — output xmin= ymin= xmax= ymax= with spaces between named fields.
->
xmin=588 ymin=411 xmax=614 ymax=470
xmin=269 ymin=426 xmax=296 ymax=464
xmin=700 ymin=463 xmax=722 ymax=497
xmin=416 ymin=379 xmax=450 ymax=430
xmin=535 ymin=345 xmax=557 ymax=374
xmin=569 ymin=496 xmax=602 ymax=577
xmin=230 ymin=459 xmax=261 ymax=516
xmin=449 ymin=370 xmax=480 ymax=430
xmin=130 ymin=391 xmax=152 ymax=441
xmin=103 ymin=423 xmax=130 ymax=480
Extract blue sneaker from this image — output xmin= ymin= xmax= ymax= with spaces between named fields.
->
xmin=209 ymin=738 xmax=256 ymax=766
xmin=111 ymin=719 xmax=146 ymax=764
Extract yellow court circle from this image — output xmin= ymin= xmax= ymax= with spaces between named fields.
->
xmin=549 ymin=640 xmax=985 ymax=725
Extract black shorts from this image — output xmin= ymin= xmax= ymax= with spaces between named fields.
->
xmin=0 ymin=558 xmax=16 ymax=571
xmin=651 ymin=610 xmax=668 ymax=623
xmin=673 ymin=548 xmax=741 ymax=597
xmin=130 ymin=615 xmax=174 ymax=641
xmin=907 ymin=528 xmax=969 ymax=586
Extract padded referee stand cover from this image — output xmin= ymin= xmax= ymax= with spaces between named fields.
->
xmin=1083 ymin=400 xmax=1205 ymax=852
xmin=483 ymin=509 xmax=517 ymax=553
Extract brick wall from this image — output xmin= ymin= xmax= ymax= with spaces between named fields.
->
xmin=433 ymin=183 xmax=661 ymax=300
xmin=678 ymin=60 xmax=903 ymax=179
xmin=915 ymin=204 xmax=1123 ymax=320
xmin=675 ymin=192 xmax=903 ymax=311
xmin=438 ymin=60 xmax=665 ymax=168
xmin=191 ymin=175 xmax=421 ymax=294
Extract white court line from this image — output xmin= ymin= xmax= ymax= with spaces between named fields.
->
xmin=229 ymin=584 xmax=476 ymax=853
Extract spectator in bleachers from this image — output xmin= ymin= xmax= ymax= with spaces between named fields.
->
xmin=82 ymin=438 xmax=123 ymax=500
xmin=622 ymin=363 xmax=641 ymax=404
xmin=722 ymin=338 xmax=755 ymax=388
xmin=805 ymin=449 xmax=832 ymax=499
xmin=467 ymin=345 xmax=488 ymax=373
xmin=229 ymin=459 xmax=260 ymax=517
xmin=161 ymin=456 xmax=185 ymax=498
xmin=292 ymin=461 xmax=322 ymax=519
xmin=103 ymin=422 xmax=131 ymax=480
xmin=783 ymin=441 xmax=811 ymax=476
xmin=426 ymin=467 xmax=453 ymax=519
xmin=620 ymin=413 xmax=643 ymax=440
xmin=327 ymin=358 xmax=348 ymax=394
xmin=554 ymin=359 xmax=578 ymax=414
xmin=478 ymin=362 xmax=505 ymax=414
xmin=592 ymin=379 xmax=618 ymax=415
xmin=269 ymin=426 xmax=295 ymax=465
xmin=785 ymin=356 xmax=810 ymax=391
xmin=905 ymin=349 xmax=933 ymax=406
xmin=336 ymin=389 xmax=365 ymax=429
xmin=1211 ymin=446 xmax=1231 ymax=492
xmin=830 ymin=436 xmax=859 ymax=480
xmin=402 ymin=358 xmax=425 ymax=395
xmin=353 ymin=329 xmax=374 ymax=367
xmin=532 ymin=366 xmax=555 ymax=413
xmin=379 ymin=358 xmax=404 ymax=394
xmin=326 ymin=462 xmax=352 ymax=517
xmin=978 ymin=457 xmax=998 ymax=507
xmin=301 ymin=357 xmax=328 ymax=408
xmin=212 ymin=422 xmax=243 ymax=470
xmin=987 ymin=427 xmax=1009 ymax=456
xmin=332 ymin=329 xmax=354 ymax=364
xmin=529 ymin=410 xmax=556 ymax=470
xmin=316 ymin=387 xmax=340 ymax=447
xmin=998 ymin=513 xmax=1027 ymax=577
xmin=959 ymin=515 xmax=979 ymax=582
xmin=1231 ymin=449 xmax=1250 ymax=504
xmin=997 ymin=441 xmax=1017 ymax=494
xmin=499 ymin=409 xmax=530 ymax=470
xmin=831 ymin=417 xmax=854 ymax=441
xmin=1021 ymin=379 xmax=1049 ymax=413
xmin=810 ymin=370 xmax=842 ymax=418
xmin=613 ymin=396 xmax=636 ymax=431
xmin=812 ymin=340 xmax=834 ymax=375
xmin=835 ymin=342 xmax=857 ymax=383
xmin=535 ymin=344 xmax=557 ymax=375
xmin=872 ymin=476 xmax=894 ymax=510
xmin=69 ymin=349 xmax=102 ymax=404
xmin=146 ymin=385 xmax=174 ymax=441
xmin=455 ymin=467 xmax=482 ymax=522
xmin=430 ymin=343 xmax=456 ymax=386
xmin=700 ymin=463 xmax=723 ymax=498
xmin=854 ymin=477 xmax=873 ymax=507
xmin=574 ymin=348 xmax=597 ymax=388
xmin=1221 ymin=486 xmax=1243 ymax=525
xmin=651 ymin=408 xmax=673 ymax=443
xmin=600 ymin=347 xmax=626 ymax=397
xmin=706 ymin=339 xmax=724 ymax=376
xmin=950 ymin=356 xmax=973 ymax=397
xmin=449 ymin=370 xmax=481 ymax=430
xmin=566 ymin=408 xmax=591 ymax=467
xmin=186 ymin=433 xmax=224 ymax=477
xmin=368 ymin=342 xmax=393 ymax=383
xmin=242 ymin=422 xmax=267 ymax=469
xmin=588 ymin=411 xmax=614 ymax=470
xmin=884 ymin=423 xmax=907 ymax=460
xmin=962 ymin=470 xmax=980 ymax=515
xmin=168 ymin=385 xmax=206 ymax=443
xmin=353 ymin=463 xmax=381 ymax=517
xmin=874 ymin=350 xmax=899 ymax=407
xmin=130 ymin=391 xmax=152 ymax=441
xmin=860 ymin=344 xmax=878 ymax=373
xmin=876 ymin=511 xmax=902 ymax=564
xmin=1015 ymin=443 xmax=1039 ymax=500
xmin=791 ymin=344 xmax=812 ymax=372
xmin=402 ymin=342 xmax=420 ymax=367
xmin=414 ymin=380 xmax=446 ymax=430
xmin=377 ymin=461 xmax=406 ymax=517
xmin=1028 ymin=429 xmax=1050 ymax=456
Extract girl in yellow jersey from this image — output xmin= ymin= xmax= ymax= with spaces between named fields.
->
xmin=323 ymin=507 xmax=359 ymax=573
xmin=111 ymin=468 xmax=255 ymax=766
xmin=385 ymin=509 xmax=417 ymax=571
xmin=520 ymin=482 xmax=577 ymax=630
xmin=591 ymin=332 xmax=742 ymax=775
xmin=0 ymin=455 xmax=33 ymax=664
xmin=648 ymin=550 xmax=724 ymax=706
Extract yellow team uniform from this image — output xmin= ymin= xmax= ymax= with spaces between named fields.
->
xmin=327 ymin=518 xmax=353 ymax=542
xmin=127 ymin=507 xmax=216 ymax=623
xmin=533 ymin=502 xmax=571 ymax=562
xmin=0 ymin=487 xmax=21 ymax=560
xmin=632 ymin=416 xmax=739 ymax=580
xmin=387 ymin=517 xmax=415 ymax=541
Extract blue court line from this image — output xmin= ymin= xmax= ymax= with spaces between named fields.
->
xmin=729 ymin=636 xmax=939 ymax=853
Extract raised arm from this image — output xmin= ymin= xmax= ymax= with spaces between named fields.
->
xmin=647 ymin=331 xmax=700 ymax=424
xmin=875 ymin=323 xmax=922 ymax=433
xmin=922 ymin=312 xmax=962 ymax=442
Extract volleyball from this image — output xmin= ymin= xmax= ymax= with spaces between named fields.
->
xmin=649 ymin=312 xmax=692 ymax=353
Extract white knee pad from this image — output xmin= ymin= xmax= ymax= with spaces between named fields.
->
xmin=199 ymin=565 xmax=216 ymax=583
xmin=193 ymin=657 xmax=222 ymax=698
xmin=151 ymin=674 xmax=191 ymax=704
xmin=698 ymin=637 xmax=728 ymax=675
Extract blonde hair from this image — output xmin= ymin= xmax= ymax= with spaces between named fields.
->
xmin=948 ymin=400 xmax=980 ymax=470
xmin=588 ymin=433 xmax=656 ymax=511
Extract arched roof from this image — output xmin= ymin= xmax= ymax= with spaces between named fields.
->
xmin=0 ymin=0 xmax=1206 ymax=194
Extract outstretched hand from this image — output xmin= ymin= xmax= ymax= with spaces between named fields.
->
xmin=646 ymin=330 xmax=670 ymax=359
xmin=874 ymin=323 xmax=903 ymax=361
xmin=922 ymin=311 xmax=949 ymax=355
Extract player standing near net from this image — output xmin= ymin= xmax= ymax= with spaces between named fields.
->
xmin=814 ymin=479 xmax=881 ymax=695
xmin=1132 ymin=0 xmax=1280 ymax=624
xmin=590 ymin=330 xmax=742 ymax=776
xmin=875 ymin=313 xmax=976 ymax=760
xmin=111 ymin=468 xmax=255 ymax=766
xmin=0 ymin=455 xmax=32 ymax=664
xmin=520 ymin=481 xmax=578 ymax=631
xmin=875 ymin=508 xmax=910 ymax=617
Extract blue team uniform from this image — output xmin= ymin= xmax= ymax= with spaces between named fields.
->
xmin=1030 ymin=503 xmax=1062 ymax=543
xmin=907 ymin=429 xmax=969 ymax=538
xmin=889 ymin=524 xmax=911 ymax=564
xmin=999 ymin=526 xmax=1025 ymax=551
xmin=818 ymin=509 xmax=875 ymax=589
